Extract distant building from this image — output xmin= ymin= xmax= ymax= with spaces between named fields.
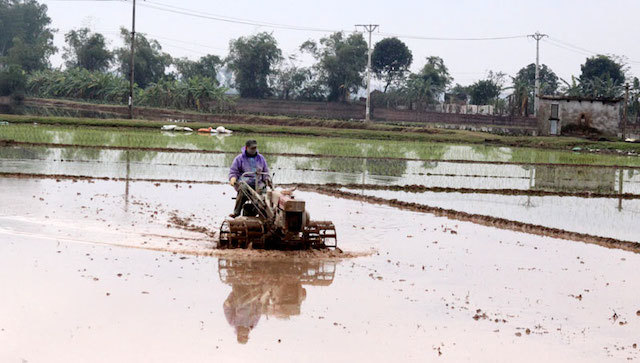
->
xmin=537 ymin=95 xmax=622 ymax=136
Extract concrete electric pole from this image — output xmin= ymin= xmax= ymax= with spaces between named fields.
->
xmin=128 ymin=0 xmax=137 ymax=120
xmin=528 ymin=32 xmax=547 ymax=117
xmin=355 ymin=24 xmax=379 ymax=122
xmin=623 ymin=83 xmax=630 ymax=139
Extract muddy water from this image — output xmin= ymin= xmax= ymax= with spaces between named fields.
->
xmin=1 ymin=177 xmax=639 ymax=362
xmin=347 ymin=188 xmax=640 ymax=243
xmin=3 ymin=145 xmax=640 ymax=194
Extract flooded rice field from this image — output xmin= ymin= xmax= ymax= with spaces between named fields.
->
xmin=4 ymin=123 xmax=640 ymax=165
xmin=1 ymin=125 xmax=640 ymax=362
xmin=345 ymin=188 xmax=640 ymax=243
xmin=2 ymin=144 xmax=640 ymax=193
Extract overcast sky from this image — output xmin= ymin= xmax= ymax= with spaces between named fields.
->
xmin=43 ymin=0 xmax=640 ymax=89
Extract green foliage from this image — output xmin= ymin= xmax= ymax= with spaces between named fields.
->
xmin=63 ymin=28 xmax=113 ymax=72
xmin=227 ymin=32 xmax=282 ymax=98
xmin=115 ymin=28 xmax=172 ymax=89
xmin=510 ymin=63 xmax=558 ymax=115
xmin=271 ymin=64 xmax=310 ymax=100
xmin=301 ymin=32 xmax=367 ymax=102
xmin=371 ymin=37 xmax=413 ymax=92
xmin=0 ymin=0 xmax=56 ymax=72
xmin=580 ymin=55 xmax=625 ymax=86
xmin=138 ymin=76 xmax=232 ymax=112
xmin=26 ymin=68 xmax=130 ymax=103
xmin=513 ymin=63 xmax=558 ymax=95
xmin=25 ymin=69 xmax=232 ymax=112
xmin=270 ymin=55 xmax=322 ymax=101
xmin=468 ymin=80 xmax=501 ymax=105
xmin=468 ymin=71 xmax=505 ymax=105
xmin=0 ymin=64 xmax=26 ymax=97
xmin=174 ymin=54 xmax=223 ymax=81
xmin=402 ymin=56 xmax=452 ymax=108
xmin=559 ymin=76 xmax=582 ymax=97
xmin=447 ymin=84 xmax=470 ymax=103
xmin=578 ymin=55 xmax=626 ymax=98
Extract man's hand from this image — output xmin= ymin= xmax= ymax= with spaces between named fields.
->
xmin=229 ymin=177 xmax=237 ymax=187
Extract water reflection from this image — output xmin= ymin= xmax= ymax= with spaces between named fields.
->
xmin=218 ymin=258 xmax=336 ymax=344
xmin=534 ymin=165 xmax=616 ymax=193
xmin=3 ymin=145 xmax=640 ymax=193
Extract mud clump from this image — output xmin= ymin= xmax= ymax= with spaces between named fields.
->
xmin=168 ymin=212 xmax=217 ymax=239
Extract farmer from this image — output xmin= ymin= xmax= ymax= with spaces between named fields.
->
xmin=228 ymin=139 xmax=271 ymax=217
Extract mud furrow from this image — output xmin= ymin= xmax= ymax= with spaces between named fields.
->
xmin=301 ymin=186 xmax=640 ymax=254
xmin=0 ymin=172 xmax=638 ymax=200
xmin=310 ymin=183 xmax=640 ymax=199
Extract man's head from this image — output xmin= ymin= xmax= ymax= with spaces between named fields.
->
xmin=245 ymin=139 xmax=258 ymax=156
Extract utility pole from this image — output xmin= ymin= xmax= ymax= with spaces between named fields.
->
xmin=528 ymin=32 xmax=547 ymax=117
xmin=623 ymin=83 xmax=630 ymax=139
xmin=355 ymin=24 xmax=379 ymax=122
xmin=128 ymin=0 xmax=136 ymax=119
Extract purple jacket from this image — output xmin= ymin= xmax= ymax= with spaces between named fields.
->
xmin=229 ymin=146 xmax=270 ymax=186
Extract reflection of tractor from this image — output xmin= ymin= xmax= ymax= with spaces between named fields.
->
xmin=219 ymin=172 xmax=337 ymax=250
xmin=218 ymin=259 xmax=336 ymax=287
xmin=218 ymin=259 xmax=336 ymax=344
xmin=219 ymin=258 xmax=337 ymax=344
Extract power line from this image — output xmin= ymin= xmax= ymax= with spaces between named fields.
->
xmin=377 ymin=32 xmax=528 ymax=41
xmin=145 ymin=0 xmax=343 ymax=32
xmin=546 ymin=37 xmax=640 ymax=65
xmin=43 ymin=0 xmax=640 ymax=66
xmin=45 ymin=0 xmax=542 ymax=43
xmin=543 ymin=39 xmax=593 ymax=57
xmin=139 ymin=1 xmax=347 ymax=33
xmin=132 ymin=0 xmax=533 ymax=42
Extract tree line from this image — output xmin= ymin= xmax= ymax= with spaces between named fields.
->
xmin=1 ymin=0 xmax=638 ymax=117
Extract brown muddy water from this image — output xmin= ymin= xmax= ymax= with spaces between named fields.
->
xmin=1 ymin=177 xmax=639 ymax=362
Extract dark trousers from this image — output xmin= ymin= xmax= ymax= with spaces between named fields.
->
xmin=233 ymin=182 xmax=256 ymax=216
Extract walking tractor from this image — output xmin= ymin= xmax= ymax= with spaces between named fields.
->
xmin=219 ymin=172 xmax=337 ymax=250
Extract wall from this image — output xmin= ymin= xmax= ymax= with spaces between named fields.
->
xmin=537 ymin=97 xmax=621 ymax=136
xmin=234 ymin=98 xmax=535 ymax=128
xmin=234 ymin=98 xmax=364 ymax=120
